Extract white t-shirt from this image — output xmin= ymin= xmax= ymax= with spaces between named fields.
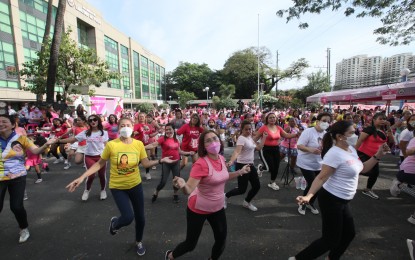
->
xmin=322 ymin=146 xmax=363 ymax=200
xmin=75 ymin=130 xmax=109 ymax=156
xmin=236 ymin=135 xmax=256 ymax=164
xmin=296 ymin=127 xmax=326 ymax=171
xmin=399 ymin=128 xmax=414 ymax=156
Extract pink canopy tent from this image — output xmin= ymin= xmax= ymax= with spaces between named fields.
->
xmin=306 ymin=81 xmax=415 ymax=103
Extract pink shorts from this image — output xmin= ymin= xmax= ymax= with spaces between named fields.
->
xmin=25 ymin=158 xmax=41 ymax=167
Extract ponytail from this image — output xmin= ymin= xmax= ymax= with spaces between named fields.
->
xmin=321 ymin=132 xmax=333 ymax=158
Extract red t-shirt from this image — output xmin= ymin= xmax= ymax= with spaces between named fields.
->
xmin=157 ymin=136 xmax=180 ymax=160
xmin=53 ymin=123 xmax=69 ymax=138
xmin=188 ymin=156 xmax=224 ymax=214
xmin=257 ymin=125 xmax=283 ymax=146
xmin=73 ymin=126 xmax=88 ymax=146
xmin=133 ymin=123 xmax=154 ymax=145
xmin=176 ymin=124 xmax=204 ymax=152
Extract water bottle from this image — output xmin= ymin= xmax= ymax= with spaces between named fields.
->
xmin=300 ymin=177 xmax=307 ymax=191
xmin=294 ymin=177 xmax=301 ymax=189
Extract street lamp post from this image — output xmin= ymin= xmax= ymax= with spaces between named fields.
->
xmin=169 ymin=96 xmax=172 ymax=101
xmin=203 ymin=87 xmax=209 ymax=103
xmin=212 ymin=92 xmax=215 ymax=97
xmin=159 ymin=94 xmax=162 ymax=101
xmin=127 ymin=89 xmax=133 ymax=110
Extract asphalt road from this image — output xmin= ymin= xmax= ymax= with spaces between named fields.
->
xmin=0 ymin=148 xmax=413 ymax=260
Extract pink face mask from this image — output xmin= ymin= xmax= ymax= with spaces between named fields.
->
xmin=206 ymin=141 xmax=221 ymax=154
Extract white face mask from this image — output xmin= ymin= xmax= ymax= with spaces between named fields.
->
xmin=319 ymin=122 xmax=329 ymax=130
xmin=119 ymin=127 xmax=133 ymax=138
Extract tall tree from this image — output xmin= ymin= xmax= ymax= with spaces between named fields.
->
xmin=295 ymin=70 xmax=330 ymax=103
xmin=277 ymin=0 xmax=415 ymax=46
xmin=166 ymin=62 xmax=217 ymax=99
xmin=46 ymin=0 xmax=66 ymax=103
xmin=175 ymin=90 xmax=197 ymax=108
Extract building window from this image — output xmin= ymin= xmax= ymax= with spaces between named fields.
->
xmin=133 ymin=51 xmax=141 ymax=99
xmin=20 ymin=0 xmax=49 ymax=14
xmin=20 ymin=10 xmax=54 ymax=43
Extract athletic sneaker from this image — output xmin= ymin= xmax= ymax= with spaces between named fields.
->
xmin=390 ymin=178 xmax=402 ymax=197
xmin=268 ymin=182 xmax=280 ymax=191
xmin=165 ymin=250 xmax=173 ymax=260
xmin=100 ymin=190 xmax=107 ymax=200
xmin=81 ymin=190 xmax=90 ymax=201
xmin=23 ymin=191 xmax=28 ymax=201
xmin=407 ymin=239 xmax=415 ymax=260
xmin=19 ymin=228 xmax=30 ymax=243
xmin=34 ymin=178 xmax=43 ymax=184
xmin=298 ymin=204 xmax=306 ymax=215
xmin=408 ymin=215 xmax=415 ymax=225
xmin=109 ymin=216 xmax=118 ymax=235
xmin=63 ymin=162 xmax=72 ymax=170
xmin=136 ymin=242 xmax=146 ymax=256
xmin=53 ymin=158 xmax=64 ymax=164
xmin=306 ymin=204 xmax=319 ymax=214
xmin=151 ymin=166 xmax=157 ymax=170
xmin=257 ymin=164 xmax=263 ymax=177
xmin=243 ymin=200 xmax=258 ymax=211
xmin=145 ymin=173 xmax=151 ymax=180
xmin=362 ymin=190 xmax=379 ymax=199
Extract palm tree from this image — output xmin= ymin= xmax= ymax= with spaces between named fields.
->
xmin=46 ymin=0 xmax=66 ymax=103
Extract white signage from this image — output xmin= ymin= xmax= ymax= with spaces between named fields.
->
xmin=68 ymin=0 xmax=101 ymax=25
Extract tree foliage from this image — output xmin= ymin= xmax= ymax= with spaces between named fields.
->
xmin=166 ymin=62 xmax=217 ymax=99
xmin=175 ymin=90 xmax=197 ymax=108
xmin=218 ymin=84 xmax=235 ymax=99
xmin=135 ymin=103 xmax=154 ymax=114
xmin=20 ymin=28 xmax=120 ymax=102
xmin=276 ymin=0 xmax=415 ymax=46
xmin=222 ymin=47 xmax=309 ymax=98
xmin=212 ymin=97 xmax=237 ymax=110
xmin=294 ymin=70 xmax=330 ymax=103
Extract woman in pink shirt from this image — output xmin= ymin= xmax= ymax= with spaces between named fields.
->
xmin=167 ymin=131 xmax=250 ymax=260
xmin=145 ymin=123 xmax=194 ymax=203
xmin=280 ymin=117 xmax=300 ymax=174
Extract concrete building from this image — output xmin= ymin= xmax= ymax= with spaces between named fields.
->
xmin=334 ymin=53 xmax=415 ymax=90
xmin=0 ymin=0 xmax=166 ymax=107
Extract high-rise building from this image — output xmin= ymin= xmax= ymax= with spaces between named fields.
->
xmin=0 ymin=0 xmax=166 ymax=105
xmin=334 ymin=53 xmax=415 ymax=90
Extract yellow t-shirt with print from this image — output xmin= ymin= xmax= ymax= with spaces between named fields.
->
xmin=101 ymin=139 xmax=147 ymax=190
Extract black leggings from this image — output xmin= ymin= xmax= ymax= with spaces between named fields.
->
xmin=172 ymin=207 xmax=227 ymax=260
xmin=397 ymin=170 xmax=415 ymax=185
xmin=259 ymin=145 xmax=280 ymax=181
xmin=300 ymin=168 xmax=320 ymax=206
xmin=0 ymin=176 xmax=28 ymax=229
xmin=156 ymin=162 xmax=180 ymax=192
xmin=295 ymin=188 xmax=355 ymax=260
xmin=50 ymin=143 xmax=67 ymax=160
xmin=358 ymin=151 xmax=379 ymax=189
xmin=226 ymin=163 xmax=260 ymax=203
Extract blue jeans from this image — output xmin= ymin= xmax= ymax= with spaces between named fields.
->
xmin=110 ymin=183 xmax=145 ymax=242
xmin=0 ymin=176 xmax=28 ymax=229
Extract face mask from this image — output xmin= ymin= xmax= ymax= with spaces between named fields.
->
xmin=319 ymin=122 xmax=329 ymax=130
xmin=410 ymin=122 xmax=415 ymax=127
xmin=206 ymin=141 xmax=221 ymax=154
xmin=119 ymin=127 xmax=133 ymax=138
xmin=346 ymin=135 xmax=355 ymax=142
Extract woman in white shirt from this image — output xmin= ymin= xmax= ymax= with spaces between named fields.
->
xmin=225 ymin=120 xmax=266 ymax=211
xmin=289 ymin=120 xmax=389 ymax=260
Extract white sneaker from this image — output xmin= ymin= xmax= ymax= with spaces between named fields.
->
xmin=267 ymin=182 xmax=280 ymax=191
xmin=23 ymin=191 xmax=28 ymax=201
xmin=151 ymin=166 xmax=157 ymax=170
xmin=100 ymin=190 xmax=107 ymax=200
xmin=19 ymin=228 xmax=30 ymax=243
xmin=306 ymin=204 xmax=319 ymax=214
xmin=257 ymin=164 xmax=263 ymax=177
xmin=390 ymin=178 xmax=401 ymax=197
xmin=145 ymin=173 xmax=151 ymax=180
xmin=82 ymin=190 xmax=90 ymax=201
xmin=34 ymin=178 xmax=43 ymax=184
xmin=53 ymin=158 xmax=64 ymax=164
xmin=243 ymin=200 xmax=258 ymax=211
xmin=408 ymin=215 xmax=415 ymax=225
xmin=64 ymin=162 xmax=72 ymax=170
xmin=298 ymin=204 xmax=306 ymax=215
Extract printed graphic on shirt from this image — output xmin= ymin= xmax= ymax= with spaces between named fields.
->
xmin=0 ymin=135 xmax=32 ymax=180
xmin=117 ymin=152 xmax=137 ymax=175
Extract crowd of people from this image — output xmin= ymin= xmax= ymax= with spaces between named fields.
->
xmin=1 ymin=101 xmax=415 ymax=259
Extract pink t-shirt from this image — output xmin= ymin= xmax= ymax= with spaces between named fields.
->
xmin=280 ymin=126 xmax=299 ymax=149
xmin=157 ymin=136 xmax=180 ymax=160
xmin=400 ymin=138 xmax=415 ymax=174
xmin=188 ymin=156 xmax=227 ymax=214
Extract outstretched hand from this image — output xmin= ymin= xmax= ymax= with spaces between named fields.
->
xmin=66 ymin=177 xmax=84 ymax=192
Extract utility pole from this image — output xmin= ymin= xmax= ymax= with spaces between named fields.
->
xmin=327 ymin=48 xmax=331 ymax=91
xmin=275 ymin=50 xmax=279 ymax=97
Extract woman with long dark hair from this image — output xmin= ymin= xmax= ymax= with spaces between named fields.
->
xmin=355 ymin=112 xmax=394 ymax=199
xmin=44 ymin=118 xmax=70 ymax=168
xmin=290 ymin=121 xmax=390 ymax=260
xmin=145 ymin=123 xmax=194 ymax=203
xmin=105 ymin=114 xmax=119 ymax=141
xmin=59 ymin=115 xmax=108 ymax=201
xmin=177 ymin=113 xmax=204 ymax=170
xmin=254 ymin=112 xmax=298 ymax=191
xmin=167 ymin=130 xmax=250 ymax=259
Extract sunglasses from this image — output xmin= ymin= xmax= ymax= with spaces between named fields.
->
xmin=88 ymin=118 xmax=98 ymax=123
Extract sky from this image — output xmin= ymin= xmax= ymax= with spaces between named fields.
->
xmin=87 ymin=0 xmax=414 ymax=90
